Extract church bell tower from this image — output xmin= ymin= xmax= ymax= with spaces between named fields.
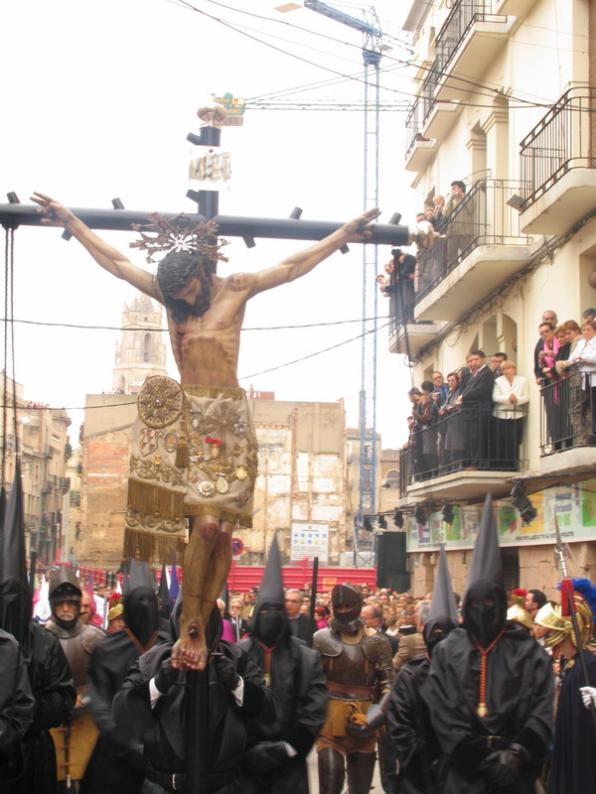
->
xmin=112 ymin=294 xmax=167 ymax=394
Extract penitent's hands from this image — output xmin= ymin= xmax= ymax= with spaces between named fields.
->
xmin=339 ymin=208 xmax=381 ymax=242
xmin=31 ymin=192 xmax=75 ymax=227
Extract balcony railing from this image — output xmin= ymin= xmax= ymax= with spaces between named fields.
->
xmin=400 ymin=405 xmax=525 ymax=495
xmin=520 ymin=87 xmax=596 ymax=210
xmin=435 ymin=1 xmax=499 ymax=73
xmin=415 ymin=178 xmax=531 ymax=300
xmin=539 ymin=367 xmax=596 ymax=455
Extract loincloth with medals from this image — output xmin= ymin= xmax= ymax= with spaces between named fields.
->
xmin=123 ymin=375 xmax=258 ymax=562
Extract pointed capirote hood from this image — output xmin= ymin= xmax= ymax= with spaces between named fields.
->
xmin=429 ymin=544 xmax=458 ymax=624
xmin=123 ymin=559 xmax=155 ymax=596
xmin=0 ymin=460 xmax=32 ymax=644
xmin=158 ymin=564 xmax=172 ymax=618
xmin=467 ymin=493 xmax=503 ymax=590
xmin=253 ymin=534 xmax=284 ymax=618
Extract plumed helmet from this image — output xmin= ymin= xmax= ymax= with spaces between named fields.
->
xmin=535 ymin=595 xmax=592 ymax=649
xmin=331 ymin=583 xmax=362 ymax=623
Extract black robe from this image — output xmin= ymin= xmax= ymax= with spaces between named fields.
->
xmin=549 ymin=650 xmax=596 ymax=794
xmin=387 ymin=656 xmax=440 ymax=794
xmin=113 ymin=639 xmax=276 ymax=793
xmin=0 ymin=629 xmax=35 ymax=788
xmin=81 ymin=628 xmax=165 ymax=794
xmin=238 ymin=634 xmax=328 ymax=794
xmin=9 ymin=622 xmax=76 ymax=794
xmin=430 ymin=624 xmax=554 ymax=794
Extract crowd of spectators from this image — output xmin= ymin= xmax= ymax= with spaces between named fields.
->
xmin=399 ymin=306 xmax=596 ymax=480
xmin=404 ymin=349 xmax=528 ymax=478
xmin=376 ymin=179 xmax=472 ymax=321
xmin=533 ymin=308 xmax=596 ymax=449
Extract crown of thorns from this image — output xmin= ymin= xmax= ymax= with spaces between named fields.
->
xmin=130 ymin=213 xmax=229 ymax=264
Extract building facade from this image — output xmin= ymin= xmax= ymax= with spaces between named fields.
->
xmin=396 ymin=0 xmax=596 ymax=596
xmin=0 ymin=376 xmax=71 ymax=564
xmin=112 ymin=293 xmax=167 ymax=394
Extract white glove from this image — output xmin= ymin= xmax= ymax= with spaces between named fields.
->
xmin=579 ymin=686 xmax=596 ymax=709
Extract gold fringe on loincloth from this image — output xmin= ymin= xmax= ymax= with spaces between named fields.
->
xmin=123 ymin=525 xmax=187 ymax=565
xmin=127 ymin=479 xmax=185 ymax=522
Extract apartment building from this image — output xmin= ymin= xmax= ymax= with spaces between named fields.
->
xmin=394 ymin=0 xmax=596 ymax=596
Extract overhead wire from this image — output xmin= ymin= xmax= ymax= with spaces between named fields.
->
xmin=4 ymin=314 xmax=393 ymax=332
xmin=166 ymin=0 xmax=553 ymax=111
xmin=5 ymin=319 xmax=391 ymax=411
xmin=201 ymin=0 xmax=554 ymax=107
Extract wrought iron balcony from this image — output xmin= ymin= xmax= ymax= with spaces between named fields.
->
xmin=539 ymin=367 xmax=596 ymax=456
xmin=519 ymin=87 xmax=596 ymax=233
xmin=399 ymin=405 xmax=525 ymax=499
xmin=414 ymin=178 xmax=532 ymax=321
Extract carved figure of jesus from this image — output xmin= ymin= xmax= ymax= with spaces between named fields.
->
xmin=32 ymin=191 xmax=382 ymax=670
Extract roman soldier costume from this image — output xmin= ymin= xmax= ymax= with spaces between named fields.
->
xmin=313 ymin=582 xmax=393 ymax=794
xmin=45 ymin=566 xmax=104 ymax=788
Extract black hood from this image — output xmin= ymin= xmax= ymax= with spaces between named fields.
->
xmin=423 ymin=616 xmax=457 ymax=657
xmin=124 ymin=586 xmax=159 ymax=647
xmin=429 ymin=544 xmax=458 ymax=625
xmin=0 ymin=461 xmax=32 ymax=646
xmin=463 ymin=580 xmax=507 ymax=648
xmin=250 ymin=535 xmax=289 ymax=647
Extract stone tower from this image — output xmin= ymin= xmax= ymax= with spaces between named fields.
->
xmin=112 ymin=294 xmax=167 ymax=394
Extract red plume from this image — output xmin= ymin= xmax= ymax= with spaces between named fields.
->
xmin=560 ymin=578 xmax=575 ymax=617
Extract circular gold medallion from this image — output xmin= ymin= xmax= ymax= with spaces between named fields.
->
xmin=164 ymin=432 xmax=179 ymax=452
xmin=138 ymin=376 xmax=184 ymax=429
xmin=216 ymin=477 xmax=230 ymax=495
xmin=198 ymin=480 xmax=215 ymax=498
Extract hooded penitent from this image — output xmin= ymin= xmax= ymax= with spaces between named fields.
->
xmin=251 ymin=534 xmax=288 ymax=647
xmin=0 ymin=461 xmax=32 ymax=647
xmin=123 ymin=559 xmax=159 ymax=648
xmin=329 ymin=582 xmax=363 ymax=634
xmin=423 ymin=544 xmax=457 ymax=657
xmin=463 ymin=493 xmax=507 ymax=651
xmin=49 ymin=566 xmax=82 ymax=631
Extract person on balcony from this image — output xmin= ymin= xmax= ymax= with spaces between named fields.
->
xmin=455 ymin=350 xmax=494 ymax=467
xmin=492 ymin=361 xmax=528 ymax=470
xmin=444 ymin=180 xmax=473 ymax=266
xmin=562 ymin=318 xmax=596 ymax=444
xmin=534 ymin=321 xmax=563 ymax=450
xmin=439 ymin=371 xmax=463 ymax=469
xmin=413 ymin=382 xmax=439 ymax=479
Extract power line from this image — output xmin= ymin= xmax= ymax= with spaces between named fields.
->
xmin=165 ymin=0 xmax=551 ymax=110
xmin=4 ymin=314 xmax=392 ymax=332
xmin=201 ymin=0 xmax=552 ymax=108
xmin=5 ymin=319 xmax=392 ymax=411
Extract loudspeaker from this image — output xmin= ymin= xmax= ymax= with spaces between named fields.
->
xmin=376 ymin=532 xmax=410 ymax=591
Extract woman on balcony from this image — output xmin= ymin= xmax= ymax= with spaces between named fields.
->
xmin=492 ymin=361 xmax=528 ymax=470
xmin=559 ymin=318 xmax=596 ymax=445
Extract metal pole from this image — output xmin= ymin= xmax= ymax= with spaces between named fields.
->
xmin=308 ymin=556 xmax=319 ymax=646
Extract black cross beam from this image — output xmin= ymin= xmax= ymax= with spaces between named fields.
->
xmin=0 ymin=201 xmax=412 ymax=248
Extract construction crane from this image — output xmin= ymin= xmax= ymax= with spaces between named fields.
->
xmin=302 ymin=1 xmax=383 ymax=565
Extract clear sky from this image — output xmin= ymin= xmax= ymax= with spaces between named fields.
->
xmin=1 ymin=0 xmax=420 ymax=449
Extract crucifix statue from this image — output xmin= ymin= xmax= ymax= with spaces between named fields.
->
xmin=31 ymin=190 xmax=388 ymax=670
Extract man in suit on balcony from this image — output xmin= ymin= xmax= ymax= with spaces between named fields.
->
xmin=455 ymin=349 xmax=494 ymax=467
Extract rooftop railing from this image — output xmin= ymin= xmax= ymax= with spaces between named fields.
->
xmin=520 ymin=87 xmax=596 ymax=210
